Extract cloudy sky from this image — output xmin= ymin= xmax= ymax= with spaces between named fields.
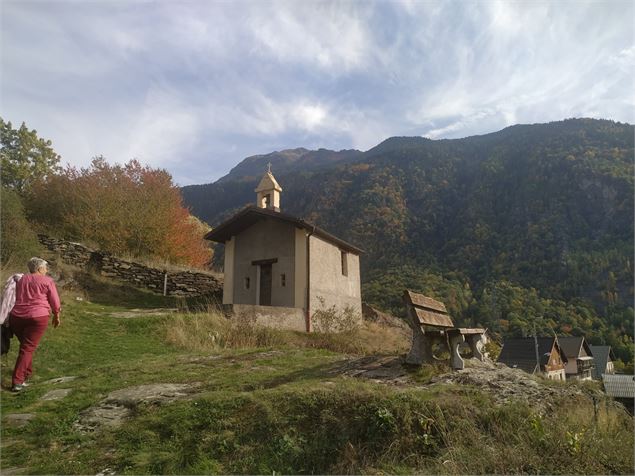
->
xmin=2 ymin=0 xmax=633 ymax=185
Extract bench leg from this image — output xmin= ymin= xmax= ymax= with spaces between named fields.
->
xmin=421 ymin=334 xmax=437 ymax=363
xmin=466 ymin=334 xmax=485 ymax=362
xmin=406 ymin=326 xmax=426 ymax=365
xmin=449 ymin=333 xmax=465 ymax=370
xmin=406 ymin=329 xmax=444 ymax=365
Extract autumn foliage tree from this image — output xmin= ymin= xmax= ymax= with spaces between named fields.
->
xmin=28 ymin=157 xmax=212 ymax=267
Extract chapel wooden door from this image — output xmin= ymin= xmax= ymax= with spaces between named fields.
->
xmin=259 ymin=263 xmax=272 ymax=306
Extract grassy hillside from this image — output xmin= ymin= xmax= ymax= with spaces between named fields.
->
xmin=181 ymin=118 xmax=635 ymax=365
xmin=1 ymin=268 xmax=633 ymax=475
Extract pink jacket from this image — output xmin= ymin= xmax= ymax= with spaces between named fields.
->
xmin=10 ymin=274 xmax=61 ymax=318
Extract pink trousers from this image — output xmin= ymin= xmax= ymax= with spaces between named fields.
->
xmin=9 ymin=314 xmax=48 ymax=385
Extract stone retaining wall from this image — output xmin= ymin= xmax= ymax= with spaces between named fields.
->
xmin=38 ymin=235 xmax=222 ymax=297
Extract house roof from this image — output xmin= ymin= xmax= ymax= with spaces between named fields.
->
xmin=559 ymin=336 xmax=593 ymax=359
xmin=590 ymin=345 xmax=616 ymax=380
xmin=498 ymin=337 xmax=567 ymax=374
xmin=558 ymin=336 xmax=583 ymax=357
xmin=205 ymin=205 xmax=364 ymax=254
xmin=602 ymin=374 xmax=635 ymax=399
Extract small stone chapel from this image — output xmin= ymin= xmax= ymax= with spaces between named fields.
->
xmin=205 ymin=168 xmax=363 ymax=332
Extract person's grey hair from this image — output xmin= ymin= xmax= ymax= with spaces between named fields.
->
xmin=27 ymin=257 xmax=48 ymax=273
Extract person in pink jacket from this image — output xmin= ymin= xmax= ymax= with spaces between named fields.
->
xmin=9 ymin=257 xmax=61 ymax=392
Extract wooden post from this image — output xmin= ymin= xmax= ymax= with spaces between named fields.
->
xmin=163 ymin=271 xmax=168 ymax=296
xmin=533 ymin=322 xmax=540 ymax=374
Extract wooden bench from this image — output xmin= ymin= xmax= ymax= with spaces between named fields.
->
xmin=403 ymin=290 xmax=486 ymax=370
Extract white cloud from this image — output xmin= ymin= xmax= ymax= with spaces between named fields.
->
xmin=487 ymin=0 xmax=518 ymax=34
xmin=1 ymin=0 xmax=633 ymax=184
xmin=292 ymin=104 xmax=327 ymax=131
xmin=124 ymin=85 xmax=201 ymax=168
xmin=247 ymin=2 xmax=374 ymax=72
xmin=408 ymin=1 xmax=635 ymax=139
xmin=424 ymin=109 xmax=493 ymax=139
xmin=610 ymin=45 xmax=635 ymax=72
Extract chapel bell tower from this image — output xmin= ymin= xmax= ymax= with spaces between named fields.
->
xmin=255 ymin=163 xmax=282 ymax=212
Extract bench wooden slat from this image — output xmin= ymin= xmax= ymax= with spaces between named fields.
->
xmin=414 ymin=308 xmax=455 ymax=328
xmin=404 ymin=290 xmax=448 ymax=314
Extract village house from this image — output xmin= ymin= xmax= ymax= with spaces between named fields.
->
xmin=559 ymin=336 xmax=595 ymax=380
xmin=497 ymin=337 xmax=567 ymax=380
xmin=205 ymin=168 xmax=363 ymax=332
xmin=602 ymin=374 xmax=635 ymax=414
xmin=589 ymin=345 xmax=616 ymax=380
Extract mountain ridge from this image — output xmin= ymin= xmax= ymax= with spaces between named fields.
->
xmin=217 ymin=147 xmax=362 ymax=184
xmin=204 ymin=118 xmax=633 ymax=186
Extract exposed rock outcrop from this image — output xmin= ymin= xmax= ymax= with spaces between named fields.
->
xmin=75 ymin=383 xmax=200 ymax=432
xmin=337 ymin=355 xmax=611 ymax=413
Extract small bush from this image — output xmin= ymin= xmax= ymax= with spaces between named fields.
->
xmin=484 ymin=339 xmax=501 ymax=361
xmin=312 ymin=297 xmax=361 ymax=333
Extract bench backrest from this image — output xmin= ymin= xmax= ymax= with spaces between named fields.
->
xmin=403 ymin=289 xmax=455 ymax=328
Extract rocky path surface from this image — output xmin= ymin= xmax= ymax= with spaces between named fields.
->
xmin=336 ymin=354 xmax=608 ymax=412
xmin=75 ymin=383 xmax=200 ymax=432
xmin=85 ymin=308 xmax=178 ymax=318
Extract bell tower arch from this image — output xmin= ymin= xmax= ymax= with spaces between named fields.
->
xmin=255 ymin=163 xmax=282 ymax=211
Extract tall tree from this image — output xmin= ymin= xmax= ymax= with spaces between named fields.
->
xmin=0 ymin=118 xmax=61 ymax=193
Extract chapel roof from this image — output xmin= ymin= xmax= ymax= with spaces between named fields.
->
xmin=205 ymin=205 xmax=363 ymax=254
xmin=255 ymin=171 xmax=282 ymax=193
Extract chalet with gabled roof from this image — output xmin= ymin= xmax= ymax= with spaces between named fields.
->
xmin=559 ymin=336 xmax=595 ymax=380
xmin=498 ymin=337 xmax=567 ymax=380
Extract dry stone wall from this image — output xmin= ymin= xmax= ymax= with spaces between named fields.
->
xmin=38 ymin=235 xmax=93 ymax=268
xmin=38 ymin=235 xmax=222 ymax=297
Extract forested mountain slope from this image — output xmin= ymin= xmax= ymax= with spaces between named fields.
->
xmin=183 ymin=147 xmax=362 ymax=220
xmin=182 ymin=119 xmax=634 ymax=363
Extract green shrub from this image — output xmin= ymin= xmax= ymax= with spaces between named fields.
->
xmin=312 ymin=297 xmax=361 ymax=333
xmin=0 ymin=185 xmax=40 ymax=268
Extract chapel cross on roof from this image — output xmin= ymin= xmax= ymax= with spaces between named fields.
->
xmin=267 ymin=161 xmax=272 ymax=173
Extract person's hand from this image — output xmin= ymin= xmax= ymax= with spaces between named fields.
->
xmin=53 ymin=314 xmax=61 ymax=328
